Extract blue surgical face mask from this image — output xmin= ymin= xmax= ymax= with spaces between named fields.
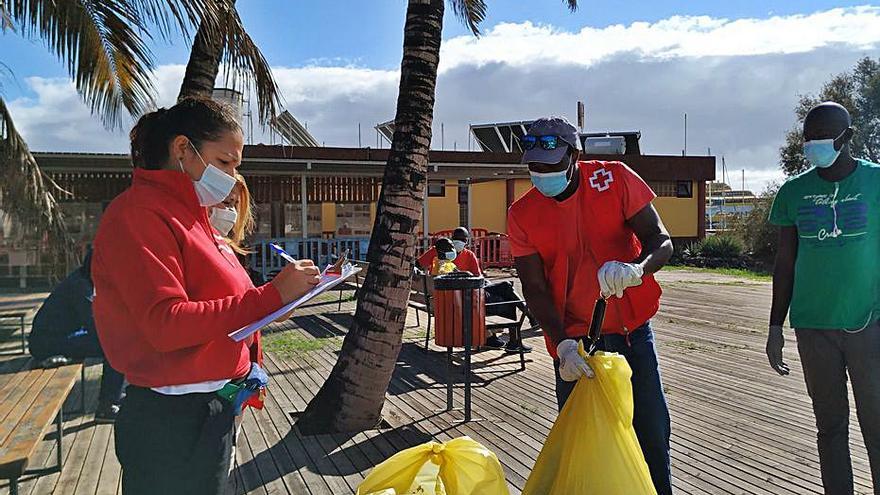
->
xmin=530 ymin=160 xmax=573 ymax=197
xmin=452 ymin=240 xmax=466 ymax=252
xmin=804 ymin=131 xmax=845 ymax=169
xmin=442 ymin=250 xmax=457 ymax=261
xmin=181 ymin=141 xmax=237 ymax=207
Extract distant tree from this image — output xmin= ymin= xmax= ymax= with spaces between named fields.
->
xmin=732 ymin=182 xmax=780 ymax=261
xmin=780 ymin=57 xmax=880 ymax=176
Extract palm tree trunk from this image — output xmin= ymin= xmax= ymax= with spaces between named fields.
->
xmin=178 ymin=1 xmax=235 ymax=100
xmin=296 ymin=0 xmax=444 ymax=434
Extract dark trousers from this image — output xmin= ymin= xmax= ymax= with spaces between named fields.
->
xmin=115 ymin=386 xmax=236 ymax=495
xmin=30 ymin=329 xmax=125 ymax=407
xmin=796 ymin=325 xmax=880 ymax=495
xmin=554 ymin=322 xmax=673 ymax=495
xmin=484 ymin=281 xmax=531 ymax=343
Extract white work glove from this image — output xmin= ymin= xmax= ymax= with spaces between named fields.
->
xmin=556 ymin=339 xmax=595 ymax=382
xmin=597 ymin=261 xmax=644 ymax=299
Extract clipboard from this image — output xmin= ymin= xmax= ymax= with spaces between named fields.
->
xmin=228 ymin=261 xmax=362 ymax=342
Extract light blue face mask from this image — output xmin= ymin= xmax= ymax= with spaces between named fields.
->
xmin=530 ymin=161 xmax=572 ymax=197
xmin=804 ymin=131 xmax=845 ymax=169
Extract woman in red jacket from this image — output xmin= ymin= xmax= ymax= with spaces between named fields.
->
xmin=92 ymin=97 xmax=320 ymax=495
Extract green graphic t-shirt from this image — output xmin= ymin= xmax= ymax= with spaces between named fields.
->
xmin=769 ymin=160 xmax=880 ymax=330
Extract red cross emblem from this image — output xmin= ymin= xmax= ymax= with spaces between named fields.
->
xmin=589 ymin=168 xmax=614 ymax=192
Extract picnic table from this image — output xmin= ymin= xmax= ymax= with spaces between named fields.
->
xmin=0 ymin=360 xmax=82 ymax=495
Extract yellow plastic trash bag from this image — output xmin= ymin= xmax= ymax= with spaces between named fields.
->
xmin=356 ymin=436 xmax=509 ymax=495
xmin=522 ymin=349 xmax=657 ymax=495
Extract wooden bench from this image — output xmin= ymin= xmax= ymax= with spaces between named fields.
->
xmin=0 ymin=310 xmax=32 ymax=355
xmin=0 ymin=360 xmax=83 ymax=495
xmin=409 ymin=269 xmax=529 ymax=370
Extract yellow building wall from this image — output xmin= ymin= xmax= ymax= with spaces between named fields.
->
xmin=653 ymin=195 xmax=699 ymax=238
xmin=470 ymin=180 xmax=507 ymax=233
xmin=321 ymin=203 xmax=336 ymax=234
xmin=428 ymin=180 xmax=460 ymax=233
xmin=513 ymin=179 xmax=533 ymax=201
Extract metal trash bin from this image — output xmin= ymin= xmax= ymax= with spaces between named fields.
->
xmin=433 ymin=272 xmax=485 ymax=422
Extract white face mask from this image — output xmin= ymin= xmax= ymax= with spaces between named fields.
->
xmin=180 ymin=141 xmax=237 ymax=207
xmin=452 ymin=240 xmax=466 ymax=252
xmin=209 ymin=207 xmax=237 ymax=236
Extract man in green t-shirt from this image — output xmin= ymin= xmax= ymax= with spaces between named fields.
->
xmin=767 ymin=101 xmax=880 ymax=495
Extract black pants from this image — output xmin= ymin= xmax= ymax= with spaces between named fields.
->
xmin=115 ymin=386 xmax=236 ymax=495
xmin=29 ymin=329 xmax=125 ymax=408
xmin=796 ymin=325 xmax=880 ymax=495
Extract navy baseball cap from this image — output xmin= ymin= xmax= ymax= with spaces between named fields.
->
xmin=521 ymin=116 xmax=580 ymax=165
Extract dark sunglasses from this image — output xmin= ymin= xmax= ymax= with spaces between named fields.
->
xmin=521 ymin=135 xmax=569 ymax=151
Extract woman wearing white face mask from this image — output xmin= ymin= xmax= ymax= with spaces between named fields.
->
xmin=209 ymin=174 xmax=254 ymax=254
xmin=91 ymin=98 xmax=321 ymax=495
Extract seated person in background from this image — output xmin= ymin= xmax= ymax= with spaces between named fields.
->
xmin=418 ymin=229 xmax=532 ymax=353
xmin=428 ymin=237 xmax=459 ymax=275
xmin=28 ymin=248 xmax=125 ymax=422
xmin=418 ymin=227 xmax=481 ymax=275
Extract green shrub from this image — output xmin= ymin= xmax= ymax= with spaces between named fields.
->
xmin=732 ymin=184 xmax=780 ymax=261
xmin=686 ymin=235 xmax=744 ymax=259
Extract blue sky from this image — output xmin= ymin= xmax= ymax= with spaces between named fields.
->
xmin=2 ymin=0 xmax=871 ymax=92
xmin=3 ymin=2 xmax=880 ymax=190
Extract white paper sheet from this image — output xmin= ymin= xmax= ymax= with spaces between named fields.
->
xmin=228 ymin=263 xmax=362 ymax=342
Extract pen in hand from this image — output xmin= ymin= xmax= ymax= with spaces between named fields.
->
xmin=269 ymin=243 xmax=297 ymax=264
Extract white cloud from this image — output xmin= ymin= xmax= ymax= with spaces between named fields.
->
xmin=6 ymin=6 xmax=880 ymax=191
xmin=439 ymin=6 xmax=880 ymax=70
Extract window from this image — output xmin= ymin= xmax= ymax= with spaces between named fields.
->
xmin=647 ymin=180 xmax=694 ymax=198
xmin=427 ymin=180 xmax=446 ymax=197
xmin=675 ymin=181 xmax=693 ymax=198
xmin=647 ymin=181 xmax=677 ymax=197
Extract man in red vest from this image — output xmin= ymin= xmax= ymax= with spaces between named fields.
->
xmin=508 ymin=116 xmax=674 ymax=494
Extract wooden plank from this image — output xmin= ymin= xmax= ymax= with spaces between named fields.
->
xmin=0 ymin=369 xmax=44 ymax=427
xmin=234 ymin=413 xmax=269 ymax=495
xmin=53 ymin=409 xmax=98 ymax=495
xmin=69 ymin=423 xmax=112 ymax=495
xmin=23 ymin=364 xmax=100 ymax=495
xmin=247 ymin=405 xmax=310 ymax=495
xmin=238 ymin=407 xmax=288 ymax=495
xmin=0 ymin=365 xmax=80 ymax=468
xmin=94 ymin=426 xmax=122 ymax=495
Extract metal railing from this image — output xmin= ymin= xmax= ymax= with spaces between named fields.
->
xmin=249 ymin=232 xmax=515 ymax=281
xmin=249 ymin=237 xmax=370 ymax=280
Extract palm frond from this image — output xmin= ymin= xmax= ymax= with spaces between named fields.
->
xmin=4 ymin=0 xmax=237 ymax=127
xmin=208 ymin=2 xmax=280 ymax=123
xmin=565 ymin=0 xmax=578 ymax=12
xmin=126 ymin=0 xmax=216 ymax=40
xmin=0 ymin=97 xmax=75 ymax=278
xmin=449 ymin=0 xmax=487 ymax=36
xmin=6 ymin=0 xmax=158 ymax=128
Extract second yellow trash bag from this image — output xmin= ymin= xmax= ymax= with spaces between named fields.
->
xmin=356 ymin=436 xmax=509 ymax=495
xmin=522 ymin=349 xmax=657 ymax=495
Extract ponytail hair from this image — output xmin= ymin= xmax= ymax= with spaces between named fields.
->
xmin=129 ymin=97 xmax=241 ymax=169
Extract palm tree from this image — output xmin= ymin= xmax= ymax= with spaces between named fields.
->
xmin=0 ymin=0 xmax=279 ymax=276
xmin=177 ymin=0 xmax=280 ymax=122
xmin=297 ymin=0 xmax=578 ymax=434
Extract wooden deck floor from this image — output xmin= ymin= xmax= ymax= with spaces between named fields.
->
xmin=0 ymin=269 xmax=874 ymax=494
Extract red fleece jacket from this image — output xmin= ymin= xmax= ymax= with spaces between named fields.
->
xmin=92 ymin=168 xmax=283 ymax=388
